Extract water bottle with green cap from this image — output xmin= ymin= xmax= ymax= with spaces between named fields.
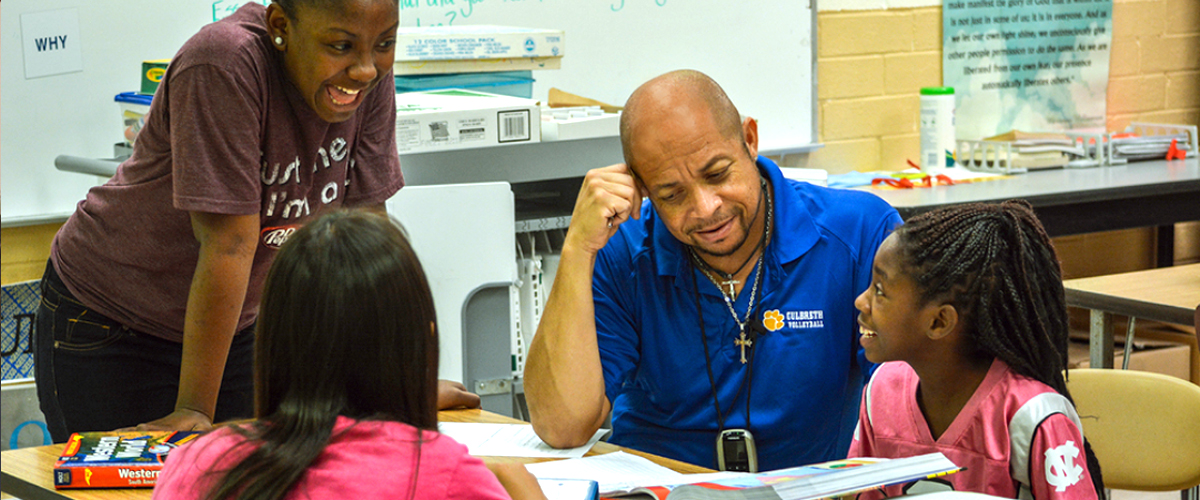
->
xmin=920 ymin=87 xmax=956 ymax=174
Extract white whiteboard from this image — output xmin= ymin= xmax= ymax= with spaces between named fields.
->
xmin=399 ymin=1 xmax=816 ymax=153
xmin=0 ymin=1 xmax=268 ymax=225
xmin=1 ymin=0 xmax=815 ymax=225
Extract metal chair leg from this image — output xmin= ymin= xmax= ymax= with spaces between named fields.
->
xmin=1121 ymin=317 xmax=1136 ymax=371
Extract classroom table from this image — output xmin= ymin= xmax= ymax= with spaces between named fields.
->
xmin=439 ymin=408 xmax=712 ymax=472
xmin=1062 ymin=263 xmax=1200 ymax=378
xmin=862 ymin=158 xmax=1200 ymax=266
xmin=0 ymin=409 xmax=709 ymax=500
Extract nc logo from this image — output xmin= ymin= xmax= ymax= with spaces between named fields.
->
xmin=1044 ymin=440 xmax=1084 ymax=491
xmin=524 ymin=38 xmax=536 ymax=53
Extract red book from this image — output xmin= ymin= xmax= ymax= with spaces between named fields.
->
xmin=53 ymin=431 xmax=202 ymax=489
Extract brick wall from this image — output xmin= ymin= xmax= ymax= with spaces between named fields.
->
xmin=1107 ymin=0 xmax=1200 ymax=131
xmin=789 ymin=0 xmax=1200 ymax=174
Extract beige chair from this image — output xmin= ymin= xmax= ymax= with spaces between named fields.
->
xmin=1066 ymin=368 xmax=1200 ymax=493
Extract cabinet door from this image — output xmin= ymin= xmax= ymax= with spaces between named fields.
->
xmin=387 ymin=183 xmax=516 ymax=414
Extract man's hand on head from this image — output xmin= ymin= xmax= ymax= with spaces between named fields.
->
xmin=565 ymin=163 xmax=645 ymax=256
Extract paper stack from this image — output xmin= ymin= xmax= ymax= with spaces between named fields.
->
xmin=977 ymin=130 xmax=1085 ymax=170
xmin=1109 ymin=131 xmax=1194 ymax=162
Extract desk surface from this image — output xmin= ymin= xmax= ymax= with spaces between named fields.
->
xmin=1063 ymin=263 xmax=1200 ymax=326
xmin=0 ymin=409 xmax=709 ymax=500
xmin=863 ymin=158 xmax=1200 ymax=237
xmin=439 ymin=409 xmax=711 ymax=473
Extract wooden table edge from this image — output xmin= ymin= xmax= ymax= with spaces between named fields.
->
xmin=2 ymin=469 xmax=73 ymax=500
xmin=2 ymin=408 xmax=714 ymax=499
xmin=1064 ymin=288 xmax=1198 ymax=326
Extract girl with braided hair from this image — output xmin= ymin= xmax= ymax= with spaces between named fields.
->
xmin=848 ymin=200 xmax=1103 ymax=499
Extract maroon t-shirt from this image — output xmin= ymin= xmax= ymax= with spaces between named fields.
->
xmin=51 ymin=4 xmax=403 ymax=342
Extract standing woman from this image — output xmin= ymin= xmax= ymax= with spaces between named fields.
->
xmin=36 ymin=0 xmax=474 ymax=441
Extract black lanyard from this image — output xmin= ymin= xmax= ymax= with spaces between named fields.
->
xmin=690 ymin=257 xmax=762 ymax=433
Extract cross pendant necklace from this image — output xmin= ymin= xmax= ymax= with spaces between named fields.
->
xmin=696 ymin=254 xmax=763 ymax=364
xmin=734 ymin=331 xmax=753 ymax=364
xmin=720 ymin=278 xmax=739 ymax=297
xmin=690 ymin=176 xmax=771 ymax=301
xmin=689 ymin=175 xmax=774 ymax=365
xmin=693 ymin=240 xmax=756 ymax=298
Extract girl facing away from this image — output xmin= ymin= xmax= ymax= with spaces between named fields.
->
xmin=153 ymin=210 xmax=544 ymax=500
xmin=850 ymin=201 xmax=1103 ymax=499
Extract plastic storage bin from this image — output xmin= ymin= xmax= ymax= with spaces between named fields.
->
xmin=114 ymin=91 xmax=153 ymax=146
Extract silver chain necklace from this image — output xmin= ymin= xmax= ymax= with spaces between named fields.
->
xmin=689 ymin=177 xmax=773 ymax=364
xmin=696 ymin=256 xmax=762 ymax=364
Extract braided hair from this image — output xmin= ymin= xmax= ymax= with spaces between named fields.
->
xmin=893 ymin=200 xmax=1104 ymax=494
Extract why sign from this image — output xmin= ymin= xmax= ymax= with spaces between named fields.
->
xmin=20 ymin=8 xmax=83 ymax=79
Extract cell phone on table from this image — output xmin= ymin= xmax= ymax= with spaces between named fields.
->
xmin=716 ymin=428 xmax=758 ymax=472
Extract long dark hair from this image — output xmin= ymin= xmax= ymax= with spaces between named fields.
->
xmin=893 ymin=200 xmax=1104 ymax=494
xmin=206 ymin=209 xmax=439 ymax=500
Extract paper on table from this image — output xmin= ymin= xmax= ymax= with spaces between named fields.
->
xmin=437 ymin=422 xmax=609 ymax=458
xmin=536 ymin=478 xmax=599 ymax=500
xmin=939 ymin=168 xmax=1006 ymax=182
xmin=527 ymin=451 xmax=750 ymax=494
xmin=888 ymin=166 xmax=1008 ymax=182
xmin=525 ymin=451 xmax=685 ymax=493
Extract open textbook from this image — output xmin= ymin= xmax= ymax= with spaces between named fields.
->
xmin=602 ymin=452 xmax=960 ymax=500
xmin=526 ymin=451 xmax=960 ymax=500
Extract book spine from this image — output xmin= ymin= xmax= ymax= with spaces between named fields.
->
xmin=53 ymin=465 xmax=162 ymax=489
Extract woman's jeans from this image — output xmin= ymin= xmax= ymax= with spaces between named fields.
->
xmin=35 ymin=259 xmax=254 ymax=442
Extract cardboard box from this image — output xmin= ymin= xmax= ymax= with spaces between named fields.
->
xmin=139 ymin=59 xmax=170 ymax=96
xmin=540 ymin=106 xmax=619 ymax=141
xmin=1067 ymin=339 xmax=1191 ymax=381
xmin=396 ymin=26 xmax=564 ymax=61
xmin=395 ymin=89 xmax=539 ymax=154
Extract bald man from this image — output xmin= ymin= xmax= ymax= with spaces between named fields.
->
xmin=524 ymin=70 xmax=902 ymax=471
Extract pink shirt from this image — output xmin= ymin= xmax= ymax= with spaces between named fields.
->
xmin=152 ymin=416 xmax=511 ymax=500
xmin=849 ymin=360 xmax=1097 ymax=500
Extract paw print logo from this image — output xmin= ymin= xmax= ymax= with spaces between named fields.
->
xmin=762 ymin=310 xmax=785 ymax=332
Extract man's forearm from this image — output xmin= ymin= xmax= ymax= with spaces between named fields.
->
xmin=525 ymin=244 xmax=611 ymax=448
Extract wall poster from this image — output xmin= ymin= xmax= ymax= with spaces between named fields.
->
xmin=943 ymin=0 xmax=1113 ymax=140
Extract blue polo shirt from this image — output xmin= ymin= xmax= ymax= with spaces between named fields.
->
xmin=593 ymin=156 xmax=902 ymax=471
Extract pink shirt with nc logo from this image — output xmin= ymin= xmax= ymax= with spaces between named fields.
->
xmin=849 ymin=360 xmax=1097 ymax=500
